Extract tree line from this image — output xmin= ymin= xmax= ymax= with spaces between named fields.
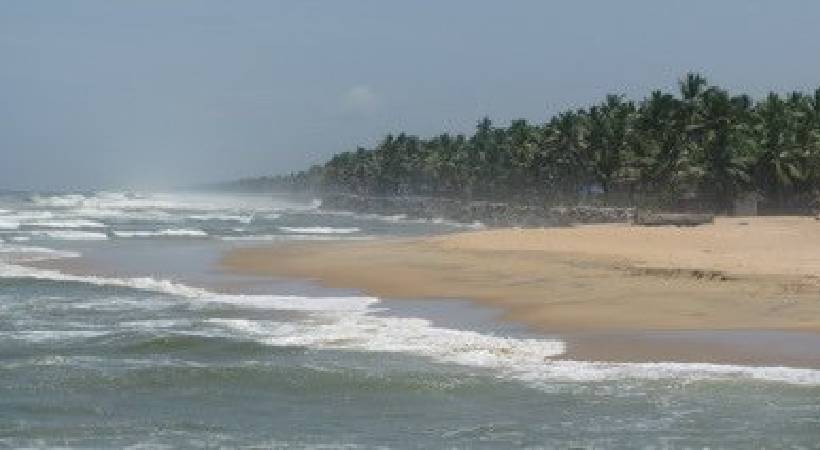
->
xmin=244 ymin=74 xmax=820 ymax=212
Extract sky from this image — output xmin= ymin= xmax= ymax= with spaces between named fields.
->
xmin=2 ymin=1 xmax=820 ymax=190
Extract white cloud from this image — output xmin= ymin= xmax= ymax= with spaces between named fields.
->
xmin=341 ymin=84 xmax=380 ymax=113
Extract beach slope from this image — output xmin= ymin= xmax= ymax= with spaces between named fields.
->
xmin=223 ymin=217 xmax=820 ymax=333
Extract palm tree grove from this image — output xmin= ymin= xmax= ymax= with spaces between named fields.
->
xmin=237 ymin=74 xmax=820 ymax=214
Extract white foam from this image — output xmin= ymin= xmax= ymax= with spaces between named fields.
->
xmin=34 ymin=192 xmax=179 ymax=210
xmin=220 ymin=235 xmax=373 ymax=242
xmin=3 ymin=246 xmax=819 ymax=387
xmin=0 ymin=263 xmax=209 ymax=297
xmin=27 ymin=192 xmax=316 ymax=228
xmin=28 ymin=230 xmax=108 ymax=240
xmin=0 ymin=262 xmax=371 ymax=309
xmin=207 ymin=293 xmax=379 ymax=312
xmin=0 ymin=211 xmax=92 ymax=230
xmin=516 ymin=360 xmax=820 ymax=386
xmin=34 ymin=192 xmax=315 ymax=214
xmin=0 ymin=261 xmax=568 ymax=381
xmin=188 ymin=214 xmax=253 ymax=224
xmin=73 ymin=207 xmax=178 ymax=221
xmin=119 ymin=319 xmax=193 ymax=329
xmin=0 ymin=244 xmax=79 ymax=255
xmin=0 ymin=330 xmax=110 ymax=343
xmin=10 ymin=211 xmax=55 ymax=221
xmin=31 ymin=194 xmax=86 ymax=208
xmin=206 ymin=316 xmax=820 ymax=386
xmin=0 ymin=219 xmax=19 ymax=230
xmin=210 ymin=316 xmax=566 ymax=369
xmin=279 ymin=226 xmax=361 ymax=234
xmin=25 ymin=219 xmax=107 ymax=228
xmin=112 ymin=229 xmax=208 ymax=238
xmin=0 ymin=245 xmax=81 ymax=263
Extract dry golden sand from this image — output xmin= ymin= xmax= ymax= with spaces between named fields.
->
xmin=223 ymin=217 xmax=820 ymax=334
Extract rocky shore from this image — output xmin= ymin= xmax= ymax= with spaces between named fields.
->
xmin=321 ymin=193 xmax=634 ymax=227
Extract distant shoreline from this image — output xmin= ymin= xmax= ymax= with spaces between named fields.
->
xmin=223 ymin=216 xmax=820 ymax=367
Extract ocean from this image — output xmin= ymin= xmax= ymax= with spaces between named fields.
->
xmin=1 ymin=191 xmax=819 ymax=448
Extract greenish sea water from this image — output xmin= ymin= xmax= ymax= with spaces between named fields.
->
xmin=1 ymin=191 xmax=819 ymax=448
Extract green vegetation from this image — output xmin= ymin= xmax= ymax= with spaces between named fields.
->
xmin=244 ymin=74 xmax=820 ymax=212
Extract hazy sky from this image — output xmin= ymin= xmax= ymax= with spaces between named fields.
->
xmin=2 ymin=1 xmax=820 ymax=190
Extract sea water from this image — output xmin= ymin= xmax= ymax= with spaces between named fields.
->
xmin=1 ymin=191 xmax=819 ymax=448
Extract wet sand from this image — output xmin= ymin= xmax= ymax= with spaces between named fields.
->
xmin=223 ymin=216 xmax=820 ymax=366
xmin=564 ymin=330 xmax=820 ymax=367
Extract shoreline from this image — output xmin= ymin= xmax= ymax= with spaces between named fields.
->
xmin=29 ymin=251 xmax=820 ymax=368
xmin=222 ymin=216 xmax=820 ymax=367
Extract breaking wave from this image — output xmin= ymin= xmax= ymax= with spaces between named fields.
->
xmin=279 ymin=226 xmax=361 ymax=234
xmin=2 ymin=256 xmax=819 ymax=387
xmin=28 ymin=230 xmax=109 ymax=241
xmin=113 ymin=229 xmax=208 ymax=238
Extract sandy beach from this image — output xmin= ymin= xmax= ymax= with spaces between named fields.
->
xmin=224 ymin=216 xmax=820 ymax=364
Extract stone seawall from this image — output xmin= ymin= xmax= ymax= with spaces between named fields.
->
xmin=321 ymin=193 xmax=634 ymax=227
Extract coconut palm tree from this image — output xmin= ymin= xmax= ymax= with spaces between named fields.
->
xmin=257 ymin=73 xmax=820 ymax=213
xmin=585 ymin=94 xmax=635 ymax=194
xmin=698 ymin=87 xmax=755 ymax=211
xmin=752 ymin=93 xmax=805 ymax=199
